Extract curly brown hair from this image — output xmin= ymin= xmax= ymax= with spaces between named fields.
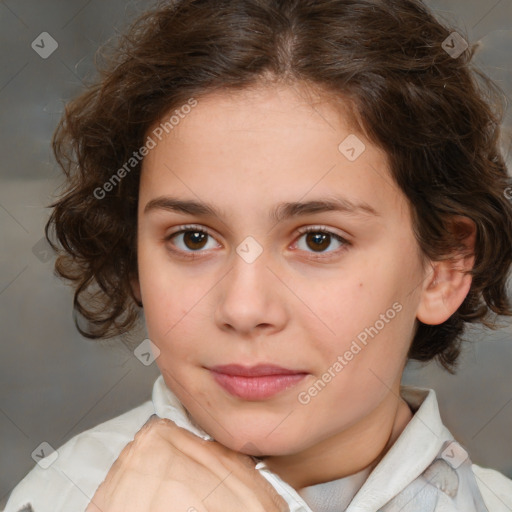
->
xmin=45 ymin=0 xmax=512 ymax=372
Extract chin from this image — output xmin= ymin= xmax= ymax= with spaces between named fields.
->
xmin=219 ymin=432 xmax=306 ymax=458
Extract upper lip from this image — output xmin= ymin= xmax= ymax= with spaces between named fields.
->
xmin=209 ymin=364 xmax=307 ymax=377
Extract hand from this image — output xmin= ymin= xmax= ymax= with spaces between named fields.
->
xmin=85 ymin=415 xmax=290 ymax=512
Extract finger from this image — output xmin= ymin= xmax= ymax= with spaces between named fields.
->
xmin=155 ymin=424 xmax=289 ymax=511
xmin=141 ymin=413 xmax=159 ymax=428
xmin=132 ymin=417 xmax=290 ymax=511
xmin=141 ymin=423 xmax=280 ymax=511
xmin=213 ymin=454 xmax=290 ymax=512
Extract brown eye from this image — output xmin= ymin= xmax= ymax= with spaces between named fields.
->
xmin=181 ymin=230 xmax=208 ymax=250
xmin=295 ymin=227 xmax=349 ymax=256
xmin=165 ymin=225 xmax=219 ymax=255
xmin=304 ymin=232 xmax=331 ymax=252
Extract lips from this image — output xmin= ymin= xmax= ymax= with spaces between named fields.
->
xmin=210 ymin=364 xmax=306 ymax=377
xmin=208 ymin=364 xmax=308 ymax=400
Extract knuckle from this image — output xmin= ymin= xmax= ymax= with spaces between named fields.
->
xmin=115 ymin=439 xmax=135 ymax=461
xmin=130 ymin=416 xmax=190 ymax=456
xmin=136 ymin=416 xmax=172 ymax=439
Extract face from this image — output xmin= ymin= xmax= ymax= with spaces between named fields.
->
xmin=135 ymin=83 xmax=427 ymax=456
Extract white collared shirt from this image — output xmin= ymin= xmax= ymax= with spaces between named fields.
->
xmin=3 ymin=376 xmax=512 ymax=512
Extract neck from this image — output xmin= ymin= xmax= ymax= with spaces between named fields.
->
xmin=260 ymin=388 xmax=414 ymax=489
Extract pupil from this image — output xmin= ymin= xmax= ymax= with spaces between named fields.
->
xmin=185 ymin=231 xmax=207 ymax=249
xmin=308 ymin=232 xmax=329 ymax=252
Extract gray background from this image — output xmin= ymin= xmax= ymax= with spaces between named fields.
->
xmin=1 ymin=0 xmax=511 ymax=506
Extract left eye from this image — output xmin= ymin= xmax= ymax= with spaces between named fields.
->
xmin=294 ymin=227 xmax=348 ymax=255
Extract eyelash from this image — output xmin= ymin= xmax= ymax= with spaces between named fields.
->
xmin=164 ymin=224 xmax=351 ymax=260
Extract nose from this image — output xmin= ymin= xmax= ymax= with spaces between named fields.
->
xmin=214 ymin=243 xmax=289 ymax=337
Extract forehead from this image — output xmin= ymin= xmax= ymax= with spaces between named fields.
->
xmin=154 ymin=82 xmax=359 ymax=144
xmin=139 ymin=83 xmax=408 ymax=223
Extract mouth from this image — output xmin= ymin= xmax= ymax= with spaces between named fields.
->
xmin=208 ymin=364 xmax=309 ymax=400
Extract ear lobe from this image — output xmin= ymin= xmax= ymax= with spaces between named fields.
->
xmin=416 ymin=216 xmax=476 ymax=326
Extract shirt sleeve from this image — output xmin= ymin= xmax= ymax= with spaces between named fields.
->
xmin=2 ymin=401 xmax=154 ymax=512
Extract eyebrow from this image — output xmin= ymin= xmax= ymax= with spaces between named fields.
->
xmin=143 ymin=195 xmax=379 ymax=222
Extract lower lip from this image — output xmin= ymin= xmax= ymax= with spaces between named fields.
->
xmin=210 ymin=371 xmax=307 ymax=400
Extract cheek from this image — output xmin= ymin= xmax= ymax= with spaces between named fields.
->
xmin=137 ymin=243 xmax=195 ymax=334
xmin=307 ymin=253 xmax=415 ymax=375
xmin=137 ymin=265 xmax=189 ymax=358
xmin=301 ymin=271 xmax=390 ymax=349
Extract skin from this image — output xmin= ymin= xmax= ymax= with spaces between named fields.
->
xmin=87 ymin=416 xmax=290 ymax=512
xmin=90 ymin=81 xmax=475 ymax=508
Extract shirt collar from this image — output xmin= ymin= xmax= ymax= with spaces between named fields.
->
xmin=346 ymin=385 xmax=454 ymax=511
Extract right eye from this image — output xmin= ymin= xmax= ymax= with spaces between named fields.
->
xmin=165 ymin=224 xmax=221 ymax=257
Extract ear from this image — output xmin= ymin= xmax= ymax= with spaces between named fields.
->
xmin=130 ymin=275 xmax=143 ymax=307
xmin=416 ymin=216 xmax=476 ymax=325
